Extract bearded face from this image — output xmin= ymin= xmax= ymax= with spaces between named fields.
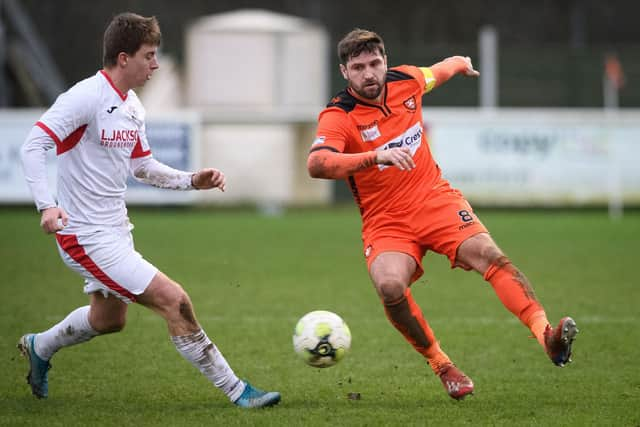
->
xmin=341 ymin=51 xmax=387 ymax=101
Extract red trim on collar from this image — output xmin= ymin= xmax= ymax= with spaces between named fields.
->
xmin=100 ymin=70 xmax=128 ymax=101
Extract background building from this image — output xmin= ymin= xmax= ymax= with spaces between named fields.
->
xmin=2 ymin=0 xmax=638 ymax=108
xmin=1 ymin=0 xmax=638 ymax=211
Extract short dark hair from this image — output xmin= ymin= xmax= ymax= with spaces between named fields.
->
xmin=337 ymin=28 xmax=385 ymax=64
xmin=103 ymin=12 xmax=161 ymax=67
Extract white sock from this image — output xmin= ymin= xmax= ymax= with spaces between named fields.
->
xmin=34 ymin=306 xmax=98 ymax=360
xmin=171 ymin=329 xmax=245 ymax=402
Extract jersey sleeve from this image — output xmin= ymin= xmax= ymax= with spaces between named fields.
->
xmin=36 ymin=81 xmax=97 ymax=144
xmin=131 ymin=122 xmax=152 ymax=159
xmin=418 ymin=67 xmax=437 ymax=94
xmin=21 ymin=126 xmax=57 ymax=211
xmin=131 ymin=156 xmax=192 ymax=190
xmin=311 ymin=108 xmax=351 ymax=154
xmin=128 ymin=93 xmax=152 ymax=159
xmin=393 ymin=65 xmax=434 ymax=95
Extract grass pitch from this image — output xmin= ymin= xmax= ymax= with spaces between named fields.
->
xmin=1 ymin=206 xmax=638 ymax=426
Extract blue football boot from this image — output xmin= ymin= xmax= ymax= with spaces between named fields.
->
xmin=18 ymin=334 xmax=51 ymax=399
xmin=233 ymin=381 xmax=281 ymax=408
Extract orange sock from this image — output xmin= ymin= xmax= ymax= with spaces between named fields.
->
xmin=528 ymin=312 xmax=550 ymax=347
xmin=484 ymin=256 xmax=550 ymax=346
xmin=383 ymin=288 xmax=451 ymax=373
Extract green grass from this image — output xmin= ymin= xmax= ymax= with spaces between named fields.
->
xmin=1 ymin=206 xmax=639 ymax=426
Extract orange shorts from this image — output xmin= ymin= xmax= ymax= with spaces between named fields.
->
xmin=362 ymin=183 xmax=488 ymax=283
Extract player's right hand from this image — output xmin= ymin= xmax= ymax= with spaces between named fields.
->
xmin=40 ymin=207 xmax=68 ymax=234
xmin=375 ymin=147 xmax=416 ymax=171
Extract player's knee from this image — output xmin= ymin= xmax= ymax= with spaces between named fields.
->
xmin=165 ymin=285 xmax=198 ymax=328
xmin=483 ymin=245 xmax=506 ymax=265
xmin=460 ymin=234 xmax=506 ymax=274
xmin=374 ymin=276 xmax=407 ymax=303
xmin=177 ymin=296 xmax=197 ymax=327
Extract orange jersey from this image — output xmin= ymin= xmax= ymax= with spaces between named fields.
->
xmin=312 ymin=65 xmax=445 ymax=223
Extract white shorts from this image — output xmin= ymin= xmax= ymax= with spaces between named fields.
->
xmin=55 ymin=228 xmax=158 ymax=304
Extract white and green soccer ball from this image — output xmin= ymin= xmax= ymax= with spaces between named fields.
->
xmin=292 ymin=310 xmax=351 ymax=368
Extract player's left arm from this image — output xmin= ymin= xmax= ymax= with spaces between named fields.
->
xmin=131 ymin=156 xmax=226 ymax=191
xmin=419 ymin=56 xmax=479 ymax=93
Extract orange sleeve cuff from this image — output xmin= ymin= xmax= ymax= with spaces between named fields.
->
xmin=307 ymin=148 xmax=377 ymax=179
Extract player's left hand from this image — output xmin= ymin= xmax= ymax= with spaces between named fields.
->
xmin=460 ymin=56 xmax=480 ymax=77
xmin=192 ymin=168 xmax=226 ymax=191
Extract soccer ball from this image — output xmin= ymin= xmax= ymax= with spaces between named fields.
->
xmin=292 ymin=310 xmax=351 ymax=368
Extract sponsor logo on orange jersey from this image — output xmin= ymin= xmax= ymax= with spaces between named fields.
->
xmin=375 ymin=121 xmax=423 ymax=170
xmin=358 ymin=120 xmax=381 ymax=142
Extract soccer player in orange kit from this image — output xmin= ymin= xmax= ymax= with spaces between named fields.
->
xmin=307 ymin=28 xmax=578 ymax=400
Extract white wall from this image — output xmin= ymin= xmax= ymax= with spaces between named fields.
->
xmin=2 ymin=108 xmax=639 ymax=207
xmin=426 ymin=108 xmax=640 ymax=206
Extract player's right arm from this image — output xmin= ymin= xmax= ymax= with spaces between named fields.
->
xmin=21 ymin=81 xmax=94 ymax=233
xmin=307 ymin=110 xmax=415 ymax=180
xmin=307 ymin=148 xmax=415 ymax=179
xmin=21 ymin=126 xmax=70 ymax=233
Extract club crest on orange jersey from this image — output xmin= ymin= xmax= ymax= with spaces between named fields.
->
xmin=403 ymin=96 xmax=417 ymax=112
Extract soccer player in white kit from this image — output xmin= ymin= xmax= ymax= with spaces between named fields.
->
xmin=18 ymin=12 xmax=280 ymax=408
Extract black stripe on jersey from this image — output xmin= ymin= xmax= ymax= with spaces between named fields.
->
xmin=386 ymin=69 xmax=414 ymax=82
xmin=382 ymin=84 xmax=391 ymax=114
xmin=309 ymin=145 xmax=339 ymax=153
xmin=326 ymin=90 xmax=357 ymax=113
xmin=347 ymin=176 xmax=365 ymax=215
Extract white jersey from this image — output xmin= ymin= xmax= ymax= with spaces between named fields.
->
xmin=23 ymin=71 xmax=153 ymax=234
